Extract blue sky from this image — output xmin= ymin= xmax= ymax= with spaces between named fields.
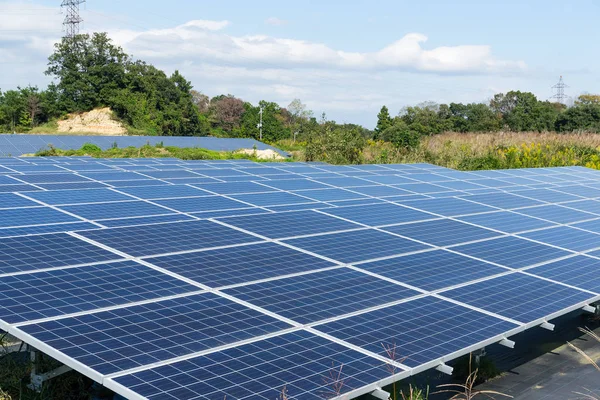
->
xmin=1 ymin=0 xmax=599 ymax=127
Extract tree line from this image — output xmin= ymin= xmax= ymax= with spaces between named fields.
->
xmin=374 ymin=92 xmax=600 ymax=149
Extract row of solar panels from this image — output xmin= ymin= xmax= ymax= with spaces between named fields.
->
xmin=1 ymin=159 xmax=599 ymax=400
xmin=0 ymin=135 xmax=288 ymax=157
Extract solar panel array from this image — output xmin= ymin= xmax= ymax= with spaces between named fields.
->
xmin=0 ymin=135 xmax=287 ymax=157
xmin=1 ymin=156 xmax=600 ymax=400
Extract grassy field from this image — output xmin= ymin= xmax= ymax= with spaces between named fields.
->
xmin=275 ymin=132 xmax=600 ymax=170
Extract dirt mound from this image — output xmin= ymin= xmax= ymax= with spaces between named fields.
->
xmin=57 ymin=108 xmax=127 ymax=135
xmin=237 ymin=149 xmax=286 ymax=160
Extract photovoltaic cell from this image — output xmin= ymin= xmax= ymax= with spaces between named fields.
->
xmin=0 ymin=207 xmax=81 ymax=228
xmin=0 ymin=193 xmax=39 ymax=208
xmin=0 ymin=233 xmax=121 ymax=275
xmin=78 ymin=220 xmax=260 ymax=257
xmin=111 ymin=330 xmax=393 ymax=400
xmin=192 ymin=181 xmax=278 ymax=195
xmin=145 ymin=242 xmax=337 ymax=288
xmin=519 ymin=226 xmax=600 ymax=252
xmin=461 ymin=192 xmax=544 ymax=209
xmin=20 ymin=293 xmax=290 ymax=375
xmin=154 ymin=196 xmax=249 ymax=213
xmin=230 ymin=192 xmax=314 ymax=207
xmin=292 ymin=188 xmax=369 ymax=202
xmin=224 ymin=268 xmax=420 ymax=323
xmin=320 ymin=203 xmax=434 ymax=227
xmin=259 ymin=179 xmax=331 ymax=191
xmin=316 ymin=296 xmax=518 ymax=368
xmin=99 ymin=214 xmax=196 ymax=228
xmin=515 ymin=205 xmax=597 ymax=224
xmin=458 ymin=211 xmax=556 ymax=234
xmin=222 ymin=210 xmax=361 ymax=239
xmin=440 ymin=273 xmax=595 ymax=323
xmin=357 ymin=250 xmax=508 ymax=291
xmin=403 ymin=197 xmax=496 ymax=217
xmin=284 ymin=229 xmax=431 ymax=264
xmin=13 ymin=173 xmax=93 ymax=184
xmin=25 ymin=188 xmax=134 ymax=205
xmin=526 ymin=256 xmax=600 ymax=293
xmin=60 ymin=201 xmax=175 ymax=220
xmin=0 ymin=222 xmax=98 ymax=239
xmin=452 ymin=236 xmax=571 ymax=269
xmin=382 ymin=219 xmax=501 ymax=247
xmin=113 ymin=185 xmax=209 ymax=200
xmin=0 ymin=260 xmax=199 ymax=324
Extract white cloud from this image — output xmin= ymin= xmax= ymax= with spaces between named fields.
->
xmin=265 ymin=17 xmax=288 ymax=26
xmin=0 ymin=1 xmax=531 ymax=126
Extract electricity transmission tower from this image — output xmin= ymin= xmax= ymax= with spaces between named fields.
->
xmin=61 ymin=0 xmax=85 ymax=38
xmin=551 ymin=76 xmax=569 ymax=105
xmin=257 ymin=106 xmax=264 ymax=140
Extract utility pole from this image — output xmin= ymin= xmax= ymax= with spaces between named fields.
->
xmin=257 ymin=106 xmax=264 ymax=140
xmin=550 ymin=76 xmax=569 ymax=105
xmin=61 ymin=0 xmax=85 ymax=38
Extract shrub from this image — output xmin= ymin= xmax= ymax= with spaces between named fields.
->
xmin=79 ymin=143 xmax=102 ymax=153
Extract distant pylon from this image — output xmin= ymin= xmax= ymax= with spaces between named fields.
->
xmin=550 ymin=76 xmax=569 ymax=105
xmin=61 ymin=0 xmax=85 ymax=38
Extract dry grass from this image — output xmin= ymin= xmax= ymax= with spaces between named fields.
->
xmin=568 ymin=327 xmax=600 ymax=400
xmin=423 ymin=132 xmax=600 ymax=154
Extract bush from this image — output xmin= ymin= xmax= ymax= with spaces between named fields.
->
xmin=305 ymin=123 xmax=366 ymax=164
xmin=79 ymin=143 xmax=102 ymax=153
xmin=381 ymin=122 xmax=421 ymax=150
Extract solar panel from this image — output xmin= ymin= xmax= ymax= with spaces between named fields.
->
xmin=3 ymin=158 xmax=600 ymax=400
xmin=144 ymin=242 xmax=337 ymax=288
xmin=315 ymin=296 xmax=519 ymax=368
xmin=0 ymin=260 xmax=199 ymax=325
xmin=357 ymin=250 xmax=508 ymax=291
xmin=0 ymin=233 xmax=121 ymax=275
xmin=222 ymin=210 xmax=361 ymax=239
xmin=77 ymin=220 xmax=261 ymax=257
xmin=223 ymin=268 xmax=421 ymax=324
xmin=440 ymin=273 xmax=596 ymax=323
xmin=108 ymin=330 xmax=393 ymax=400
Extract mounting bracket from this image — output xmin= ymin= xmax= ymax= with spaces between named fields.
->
xmin=27 ymin=349 xmax=72 ymax=392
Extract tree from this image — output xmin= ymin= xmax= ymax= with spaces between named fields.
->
xmin=191 ymin=90 xmax=210 ymax=114
xmin=374 ymin=106 xmax=393 ymax=139
xmin=209 ymin=95 xmax=245 ymax=132
xmin=305 ymin=122 xmax=366 ymax=164
xmin=46 ymin=33 xmax=130 ymax=112
xmin=287 ymin=99 xmax=312 ymax=142
xmin=381 ymin=121 xmax=420 ymax=149
xmin=239 ymin=100 xmax=291 ymax=141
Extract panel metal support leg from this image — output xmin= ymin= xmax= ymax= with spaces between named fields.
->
xmin=28 ymin=349 xmax=72 ymax=392
xmin=436 ymin=363 xmax=453 ymax=375
xmin=582 ymin=305 xmax=598 ymax=314
xmin=474 ymin=347 xmax=487 ymax=364
xmin=370 ymin=387 xmax=391 ymax=400
xmin=540 ymin=321 xmax=555 ymax=331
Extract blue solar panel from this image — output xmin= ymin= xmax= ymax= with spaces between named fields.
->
xmin=440 ymin=273 xmax=595 ymax=323
xmin=315 ymin=296 xmax=518 ymax=368
xmin=359 ymin=175 xmax=419 ymax=185
xmin=0 ymin=207 xmax=81 ymax=228
xmin=78 ymin=220 xmax=260 ymax=257
xmin=154 ymin=196 xmax=249 ymax=213
xmin=292 ymin=188 xmax=369 ymax=202
xmin=0 ymin=176 xmax=21 ymax=184
xmin=114 ymin=185 xmax=209 ymax=200
xmin=0 ymin=184 xmax=41 ymax=193
xmin=13 ymin=173 xmax=93 ymax=184
xmin=145 ymin=242 xmax=337 ymax=288
xmin=504 ymin=188 xmax=581 ymax=203
xmin=224 ymin=268 xmax=420 ymax=324
xmin=392 ymin=182 xmax=453 ymax=194
xmin=527 ymin=255 xmax=600 ymax=293
xmin=0 ymin=193 xmax=39 ymax=208
xmin=79 ymin=172 xmax=151 ymax=182
xmin=313 ymin=176 xmax=375 ymax=188
xmin=553 ymin=184 xmax=600 ymax=198
xmin=231 ymin=192 xmax=315 ymax=207
xmin=560 ymin=199 xmax=600 ymax=215
xmin=0 ymin=260 xmax=199 ymax=324
xmin=37 ymin=182 xmax=111 ymax=190
xmin=20 ymin=293 xmax=291 ymax=375
xmin=100 ymin=214 xmax=197 ymax=228
xmin=192 ymin=181 xmax=278 ymax=195
xmin=222 ymin=210 xmax=361 ymax=239
xmin=357 ymin=250 xmax=508 ymax=291
xmin=461 ymin=192 xmax=544 ymax=209
xmin=111 ymin=330 xmax=393 ymax=400
xmin=458 ymin=211 xmax=556 ymax=233
xmin=0 ymin=222 xmax=98 ymax=239
xmin=515 ymin=205 xmax=597 ymax=224
xmin=26 ymin=188 xmax=134 ymax=205
xmin=60 ymin=201 xmax=176 ymax=220
xmin=382 ymin=219 xmax=501 ymax=247
xmin=284 ymin=229 xmax=431 ymax=264
xmin=452 ymin=236 xmax=571 ymax=269
xmin=403 ymin=197 xmax=496 ymax=217
xmin=0 ymin=233 xmax=120 ymax=275
xmin=259 ymin=179 xmax=331 ymax=191
xmin=320 ymin=203 xmax=434 ymax=227
xmin=519 ymin=226 xmax=600 ymax=252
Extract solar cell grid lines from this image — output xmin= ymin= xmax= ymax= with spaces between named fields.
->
xmin=3 ymin=158 xmax=600 ymax=400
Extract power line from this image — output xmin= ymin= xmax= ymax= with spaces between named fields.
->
xmin=61 ymin=0 xmax=85 ymax=38
xmin=550 ymin=75 xmax=569 ymax=105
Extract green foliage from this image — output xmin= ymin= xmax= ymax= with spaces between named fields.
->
xmin=381 ymin=121 xmax=420 ymax=149
xmin=375 ymin=105 xmax=393 ymax=139
xmin=305 ymin=122 xmax=366 ymax=164
xmin=79 ymin=143 xmax=102 ymax=153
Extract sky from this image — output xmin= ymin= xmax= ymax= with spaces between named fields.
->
xmin=1 ymin=0 xmax=599 ymax=128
